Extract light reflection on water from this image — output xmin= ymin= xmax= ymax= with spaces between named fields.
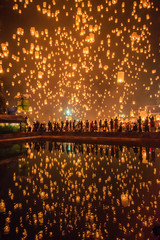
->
xmin=0 ymin=141 xmax=160 ymax=240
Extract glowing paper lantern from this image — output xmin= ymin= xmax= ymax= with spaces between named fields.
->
xmin=121 ymin=193 xmax=131 ymax=207
xmin=0 ymin=65 xmax=3 ymax=73
xmin=117 ymin=71 xmax=124 ymax=83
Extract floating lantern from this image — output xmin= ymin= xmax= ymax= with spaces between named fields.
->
xmin=117 ymin=71 xmax=124 ymax=83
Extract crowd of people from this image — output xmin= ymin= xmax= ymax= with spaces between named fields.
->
xmin=27 ymin=116 xmax=159 ymax=133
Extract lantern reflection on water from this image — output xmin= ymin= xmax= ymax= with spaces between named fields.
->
xmin=0 ymin=142 xmax=160 ymax=239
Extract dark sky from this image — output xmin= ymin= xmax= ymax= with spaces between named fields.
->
xmin=0 ymin=0 xmax=160 ymax=122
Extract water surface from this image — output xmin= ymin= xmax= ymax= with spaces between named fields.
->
xmin=0 ymin=141 xmax=160 ymax=240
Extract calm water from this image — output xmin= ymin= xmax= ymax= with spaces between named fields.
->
xmin=0 ymin=141 xmax=160 ymax=240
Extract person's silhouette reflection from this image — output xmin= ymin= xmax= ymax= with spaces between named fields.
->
xmin=146 ymin=147 xmax=150 ymax=161
xmin=49 ymin=142 xmax=53 ymax=152
xmin=111 ymin=146 xmax=114 ymax=157
xmin=139 ymin=147 xmax=142 ymax=162
xmin=151 ymin=148 xmax=155 ymax=162
xmin=115 ymin=146 xmax=119 ymax=159
xmin=105 ymin=147 xmax=108 ymax=157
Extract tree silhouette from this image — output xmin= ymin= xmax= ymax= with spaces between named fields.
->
xmin=0 ymin=83 xmax=6 ymax=114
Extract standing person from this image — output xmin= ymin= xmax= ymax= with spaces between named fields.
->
xmin=69 ymin=120 xmax=72 ymax=131
xmin=66 ymin=120 xmax=69 ymax=132
xmin=104 ymin=119 xmax=109 ymax=132
xmin=94 ymin=120 xmax=97 ymax=132
xmin=150 ymin=116 xmax=155 ymax=132
xmin=80 ymin=120 xmax=83 ymax=132
xmin=144 ymin=117 xmax=149 ymax=132
xmin=114 ymin=117 xmax=118 ymax=132
xmin=90 ymin=121 xmax=94 ymax=132
xmin=57 ymin=122 xmax=60 ymax=131
xmin=110 ymin=118 xmax=113 ymax=132
xmin=99 ymin=119 xmax=102 ymax=132
xmin=73 ymin=120 xmax=76 ymax=131
xmin=86 ymin=120 xmax=89 ymax=132
xmin=119 ymin=122 xmax=122 ymax=132
xmin=61 ymin=121 xmax=64 ymax=131
xmin=126 ymin=122 xmax=129 ymax=132
xmin=35 ymin=120 xmax=40 ymax=132
xmin=133 ymin=122 xmax=138 ymax=132
xmin=48 ymin=120 xmax=52 ymax=132
xmin=137 ymin=116 xmax=142 ymax=132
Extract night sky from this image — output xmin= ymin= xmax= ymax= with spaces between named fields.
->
xmin=0 ymin=0 xmax=160 ymax=122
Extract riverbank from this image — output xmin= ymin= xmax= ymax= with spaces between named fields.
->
xmin=0 ymin=131 xmax=160 ymax=146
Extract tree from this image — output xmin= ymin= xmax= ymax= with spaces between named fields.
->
xmin=0 ymin=82 xmax=6 ymax=114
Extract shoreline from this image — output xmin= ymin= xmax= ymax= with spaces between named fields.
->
xmin=0 ymin=131 xmax=160 ymax=147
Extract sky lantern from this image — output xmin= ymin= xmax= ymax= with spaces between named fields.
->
xmin=35 ymin=51 xmax=39 ymax=59
xmin=30 ymin=27 xmax=35 ymax=36
xmin=112 ymin=0 xmax=117 ymax=4
xmin=117 ymin=71 xmax=124 ymax=83
xmin=0 ymin=0 xmax=159 ymax=121
xmin=72 ymin=64 xmax=77 ymax=70
xmin=38 ymin=71 xmax=43 ymax=79
xmin=17 ymin=27 xmax=24 ymax=35
xmin=89 ymin=33 xmax=95 ymax=43
xmin=121 ymin=193 xmax=131 ymax=207
xmin=0 ymin=65 xmax=3 ymax=73
xmin=140 ymin=110 xmax=147 ymax=119
xmin=83 ymin=47 xmax=89 ymax=55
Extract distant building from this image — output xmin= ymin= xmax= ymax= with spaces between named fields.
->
xmin=129 ymin=105 xmax=160 ymax=121
xmin=0 ymin=114 xmax=26 ymax=134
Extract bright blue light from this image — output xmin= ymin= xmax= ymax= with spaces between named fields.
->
xmin=65 ymin=109 xmax=71 ymax=116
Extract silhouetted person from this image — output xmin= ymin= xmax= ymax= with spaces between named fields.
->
xmin=110 ymin=118 xmax=113 ymax=132
xmin=150 ymin=116 xmax=155 ymax=132
xmin=69 ymin=120 xmax=72 ymax=131
xmin=114 ymin=117 xmax=118 ymax=132
xmin=153 ymin=223 xmax=160 ymax=238
xmin=28 ymin=126 xmax=31 ymax=132
xmin=137 ymin=116 xmax=142 ymax=132
xmin=86 ymin=120 xmax=89 ymax=132
xmin=90 ymin=121 xmax=94 ymax=132
xmin=119 ymin=122 xmax=122 ymax=132
xmin=61 ymin=121 xmax=64 ymax=131
xmin=73 ymin=120 xmax=76 ymax=131
xmin=66 ymin=120 xmax=69 ymax=131
xmin=99 ymin=119 xmax=102 ymax=132
xmin=144 ymin=117 xmax=149 ymax=132
xmin=133 ymin=122 xmax=137 ymax=132
xmin=104 ymin=119 xmax=109 ymax=132
xmin=80 ymin=121 xmax=83 ymax=131
xmin=48 ymin=121 xmax=52 ymax=132
xmin=94 ymin=120 xmax=98 ymax=131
